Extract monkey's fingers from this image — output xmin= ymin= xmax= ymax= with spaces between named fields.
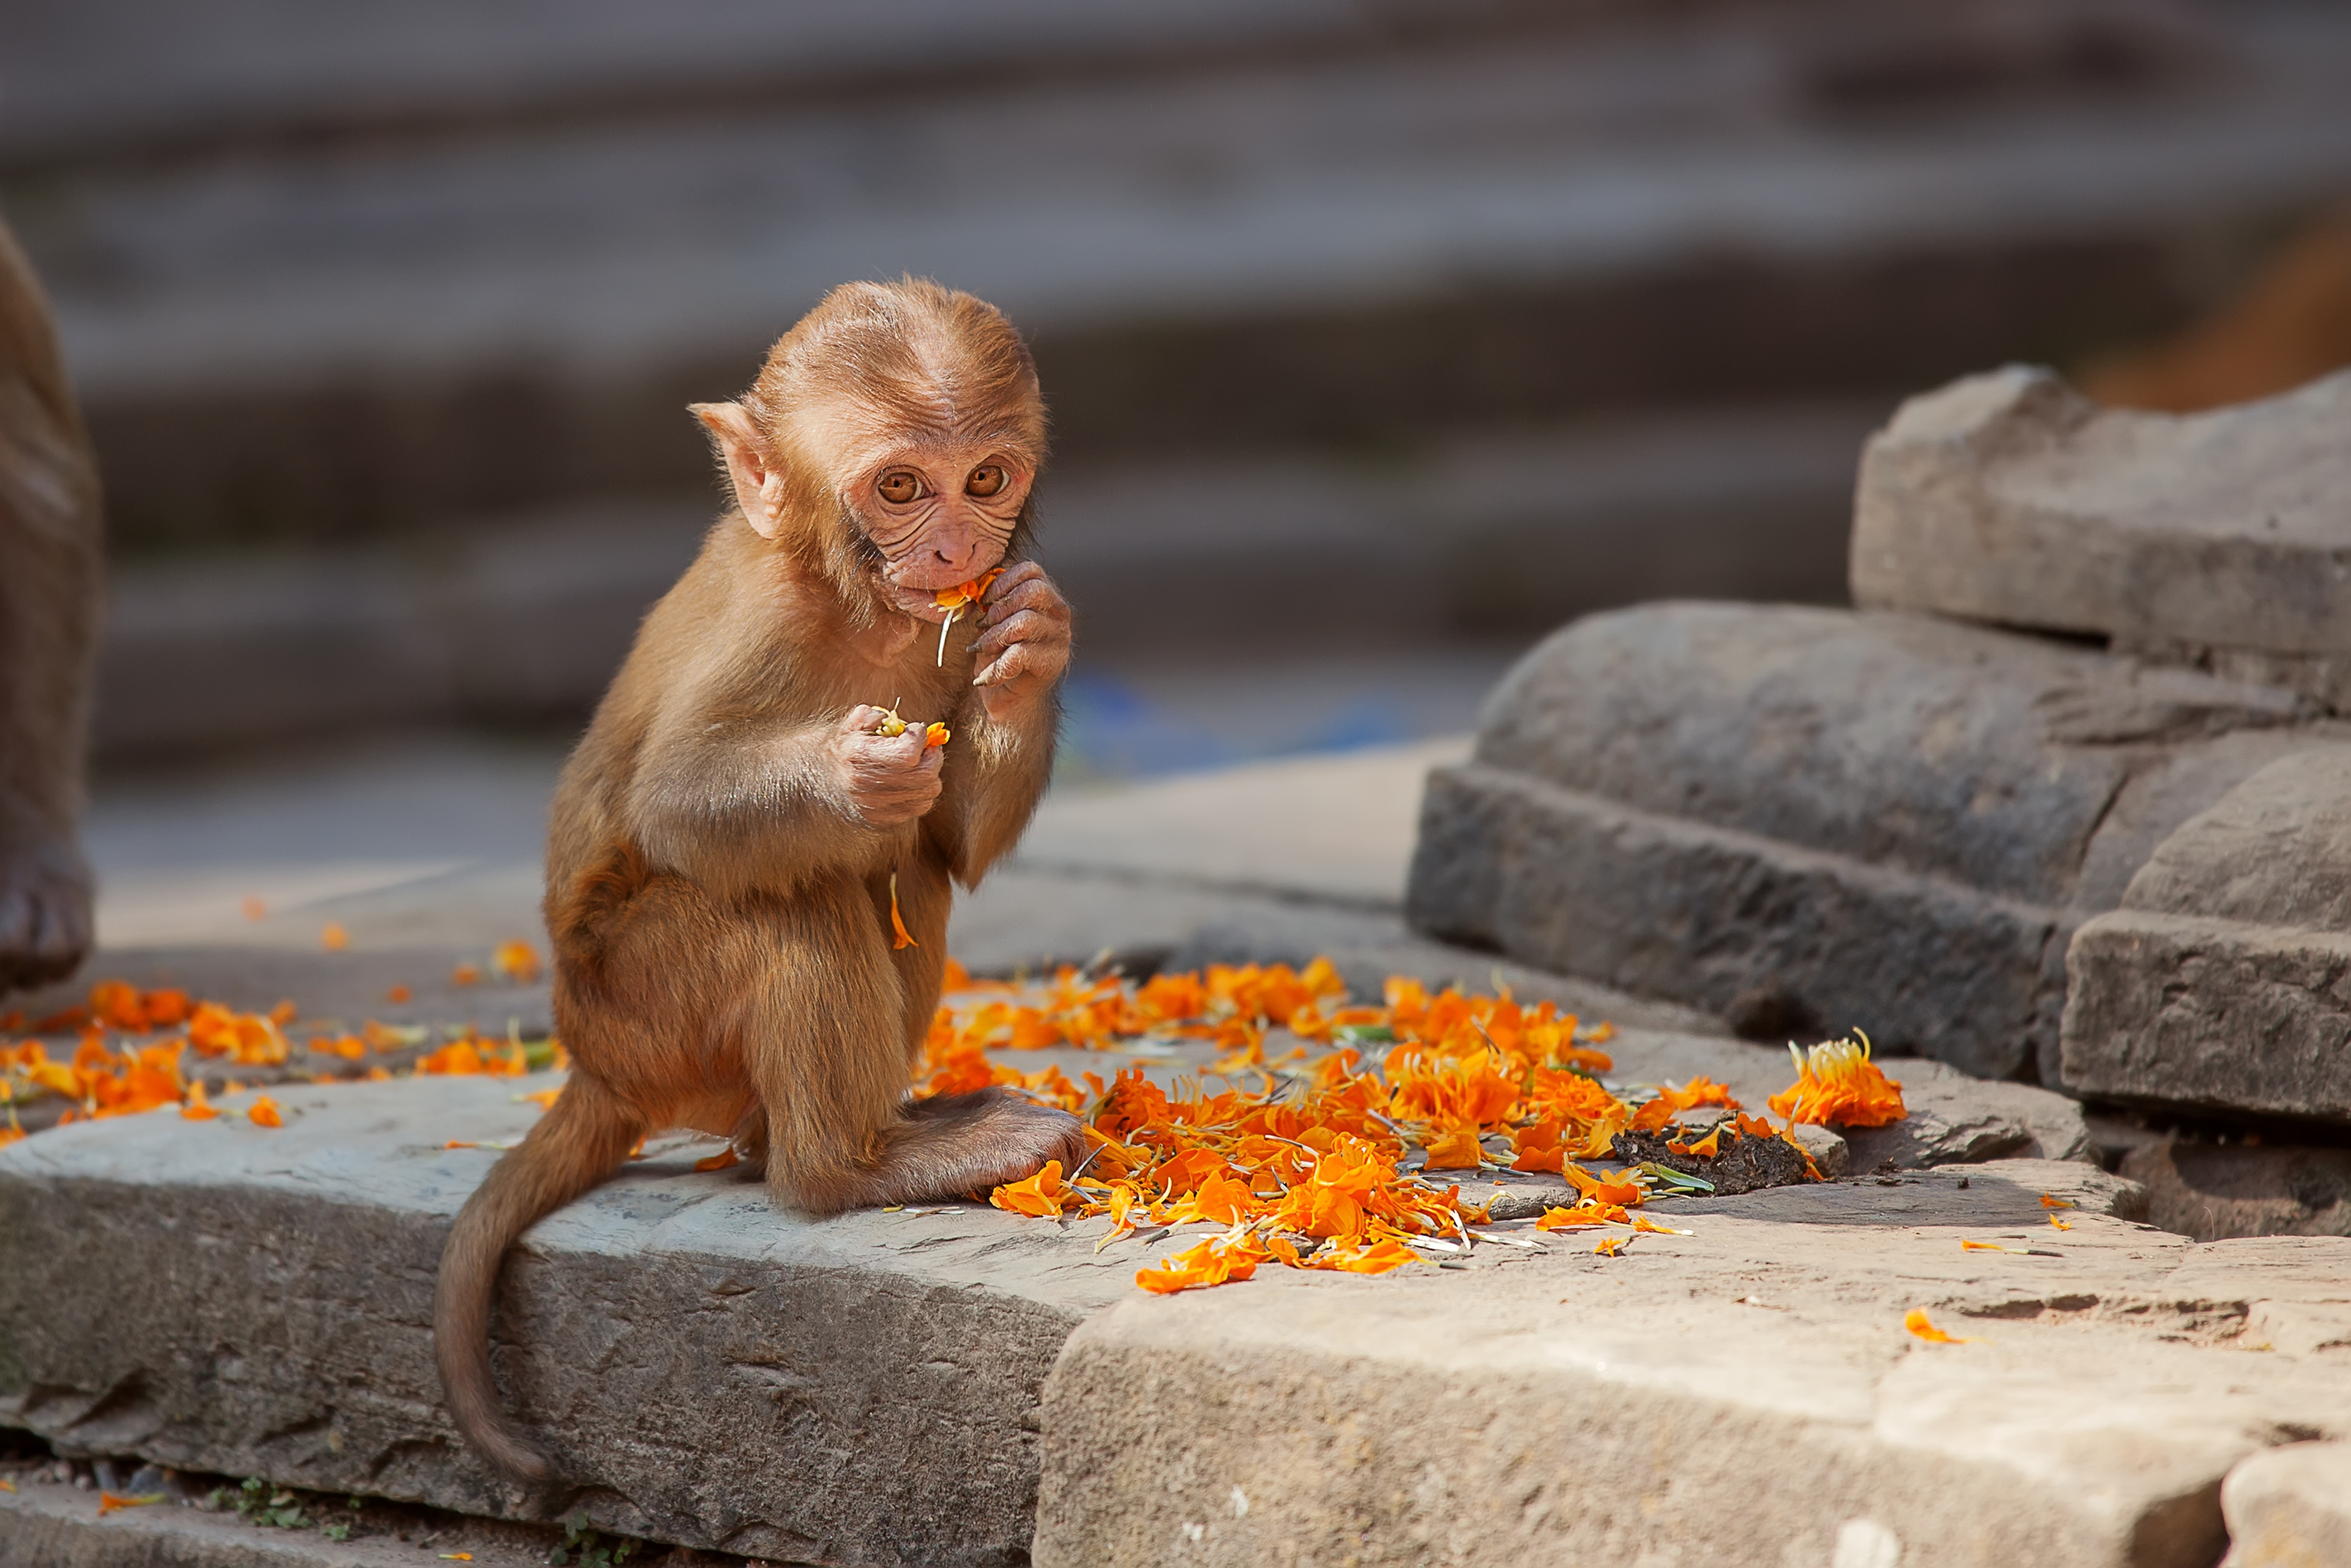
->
xmin=976 ymin=565 xmax=1065 ymax=628
xmin=973 ymin=641 xmax=1060 ymax=690
xmin=971 ymin=607 xmax=1070 ymax=664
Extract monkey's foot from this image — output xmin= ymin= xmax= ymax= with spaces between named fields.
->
xmin=791 ymin=1090 xmax=1089 ymax=1212
xmin=0 ymin=835 xmax=92 ymax=996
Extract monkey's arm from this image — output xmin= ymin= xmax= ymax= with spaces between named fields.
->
xmin=626 ymin=704 xmax=940 ymax=893
xmin=930 ymin=562 xmax=1068 ymax=884
xmin=929 ymin=687 xmax=1058 ymax=885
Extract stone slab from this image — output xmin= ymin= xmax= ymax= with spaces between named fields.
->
xmin=1034 ymin=1161 xmax=2351 ymax=1568
xmin=0 ymin=1073 xmax=1130 ymax=1566
xmin=1405 ymin=601 xmax=2340 ymax=1079
xmin=2063 ymin=748 xmax=2351 ymax=1117
xmin=2220 ymin=1441 xmax=2351 ymax=1567
xmin=1852 ymin=366 xmax=2351 ymax=711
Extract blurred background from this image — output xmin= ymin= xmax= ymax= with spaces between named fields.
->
xmin=7 ymin=0 xmax=2351 ymax=940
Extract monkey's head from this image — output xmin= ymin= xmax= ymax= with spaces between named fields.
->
xmin=691 ymin=278 xmax=1047 ymax=625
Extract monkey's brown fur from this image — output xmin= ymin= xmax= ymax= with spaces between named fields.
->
xmin=434 ymin=280 xmax=1083 ymax=1485
xmin=0 ymin=218 xmax=103 ymax=997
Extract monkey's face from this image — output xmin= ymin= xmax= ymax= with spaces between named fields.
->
xmin=852 ymin=446 xmax=1032 ymax=621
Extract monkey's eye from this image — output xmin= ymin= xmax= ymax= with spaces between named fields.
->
xmin=965 ymin=464 xmax=1007 ymax=499
xmin=877 ymin=471 xmax=925 ymax=505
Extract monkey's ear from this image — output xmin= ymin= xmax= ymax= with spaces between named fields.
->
xmin=690 ymin=401 xmax=790 ymax=540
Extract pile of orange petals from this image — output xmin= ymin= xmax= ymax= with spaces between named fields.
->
xmin=1767 ymin=1032 xmax=1907 ymax=1128
xmin=918 ymin=962 xmax=1703 ymax=1293
xmin=2 ymin=1035 xmax=192 ymax=1123
xmin=933 ymin=961 xmax=1906 ymax=1293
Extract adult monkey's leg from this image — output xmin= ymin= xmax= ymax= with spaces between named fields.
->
xmin=0 ymin=219 xmax=102 ymax=996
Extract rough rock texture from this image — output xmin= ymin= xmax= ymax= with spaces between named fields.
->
xmin=0 ymin=1075 xmax=1127 ymax=1566
xmin=2064 ymin=748 xmax=2351 ymax=1117
xmin=1405 ymin=600 xmax=2338 ymax=1079
xmin=1034 ymin=1161 xmax=2351 ymax=1568
xmin=2220 ymin=1442 xmax=2351 ymax=1568
xmin=2118 ymin=1141 xmax=2351 ymax=1242
xmin=1852 ymin=366 xmax=2351 ymax=711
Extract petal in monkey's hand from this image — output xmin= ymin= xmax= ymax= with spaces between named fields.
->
xmin=969 ymin=563 xmax=1072 ymax=722
xmin=831 ymin=705 xmax=945 ymax=827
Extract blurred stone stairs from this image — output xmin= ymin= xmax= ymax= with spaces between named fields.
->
xmin=5 ymin=0 xmax=2349 ymax=755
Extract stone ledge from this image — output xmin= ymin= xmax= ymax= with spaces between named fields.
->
xmin=0 ymin=1074 xmax=1125 ymax=1566
xmin=0 ymin=1007 xmax=2094 ymax=1566
xmin=1035 ymin=1164 xmax=2351 ymax=1568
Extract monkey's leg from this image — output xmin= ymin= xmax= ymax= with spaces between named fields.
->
xmin=0 ymin=223 xmax=101 ymax=997
xmin=433 ymin=1072 xmax=645 ymax=1485
xmin=753 ymin=876 xmax=1085 ymax=1214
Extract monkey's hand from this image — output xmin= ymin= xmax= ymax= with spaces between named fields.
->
xmin=970 ymin=562 xmax=1072 ymax=722
xmin=831 ymin=706 xmax=946 ymax=827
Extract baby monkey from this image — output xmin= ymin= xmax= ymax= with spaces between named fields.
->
xmin=435 ymin=279 xmax=1083 ymax=1484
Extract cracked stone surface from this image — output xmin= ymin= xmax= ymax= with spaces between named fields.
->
xmin=1404 ymin=600 xmax=2346 ymax=1079
xmin=1851 ymin=365 xmax=2351 ymax=712
xmin=2065 ymin=746 xmax=2351 ymax=1119
xmin=1035 ymin=1162 xmax=2351 ymax=1568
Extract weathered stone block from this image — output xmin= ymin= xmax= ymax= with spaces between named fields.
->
xmin=2063 ymin=748 xmax=2351 ymax=1117
xmin=1853 ymin=366 xmax=2351 ymax=711
xmin=0 ymin=1076 xmax=1126 ymax=1566
xmin=1406 ymin=601 xmax=2336 ymax=1079
xmin=1033 ymin=1162 xmax=2351 ymax=1568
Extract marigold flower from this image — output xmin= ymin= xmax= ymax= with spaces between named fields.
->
xmin=1768 ymin=1031 xmax=1907 ymax=1128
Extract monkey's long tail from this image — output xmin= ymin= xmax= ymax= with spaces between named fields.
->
xmin=433 ymin=1074 xmax=641 ymax=1485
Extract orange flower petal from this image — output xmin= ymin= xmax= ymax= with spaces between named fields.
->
xmin=247 ymin=1096 xmax=283 ymax=1128
xmin=1904 ymin=1308 xmax=1978 ymax=1344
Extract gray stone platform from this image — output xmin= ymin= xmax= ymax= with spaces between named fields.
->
xmin=9 ymin=1064 xmax=2345 ymax=1568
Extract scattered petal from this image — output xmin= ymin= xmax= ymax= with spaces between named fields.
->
xmin=321 ymin=923 xmax=350 ymax=952
xmin=1904 ymin=1309 xmax=1979 ymax=1343
xmin=98 ymin=1491 xmax=165 ymax=1515
xmin=247 ymin=1096 xmax=284 ymax=1128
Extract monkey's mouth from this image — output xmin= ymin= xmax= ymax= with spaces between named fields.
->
xmin=881 ymin=578 xmax=961 ymax=622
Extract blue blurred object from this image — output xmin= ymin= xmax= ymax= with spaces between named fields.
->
xmin=1057 ymin=671 xmax=1235 ymax=780
xmin=1057 ymin=670 xmax=1422 ymax=782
